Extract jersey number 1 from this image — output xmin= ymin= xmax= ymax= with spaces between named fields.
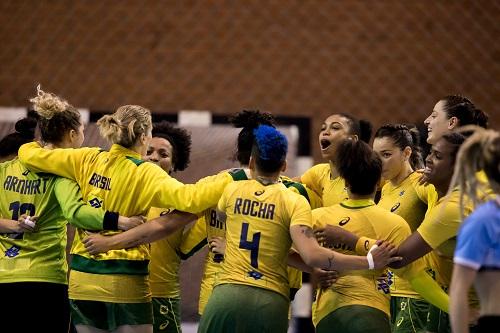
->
xmin=239 ymin=222 xmax=261 ymax=268
xmin=7 ymin=201 xmax=36 ymax=240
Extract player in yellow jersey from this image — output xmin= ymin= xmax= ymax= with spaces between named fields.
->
xmin=449 ymin=128 xmax=500 ymax=333
xmin=0 ymin=98 xmax=140 ymax=333
xmin=372 ymin=124 xmax=438 ymax=333
xmin=374 ymin=132 xmax=477 ymax=333
xmin=297 ymin=113 xmax=372 ymax=206
xmin=198 ymin=110 xmax=328 ymax=317
xmin=144 ymin=121 xmax=197 ymax=333
xmin=18 ymin=93 xmax=235 ymax=333
xmin=198 ymin=125 xmax=400 ymax=333
xmin=311 ymin=138 xmax=448 ymax=333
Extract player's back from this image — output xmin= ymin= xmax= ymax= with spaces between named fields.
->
xmin=217 ymin=179 xmax=310 ymax=300
xmin=0 ymin=159 xmax=68 ymax=284
xmin=312 ymin=199 xmax=411 ymax=323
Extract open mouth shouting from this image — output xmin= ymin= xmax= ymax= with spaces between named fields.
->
xmin=320 ymin=139 xmax=332 ymax=152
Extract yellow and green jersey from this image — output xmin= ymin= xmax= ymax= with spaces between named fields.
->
xmin=299 ymin=163 xmax=348 ymax=207
xmin=417 ymin=190 xmax=473 ymax=290
xmin=148 ymin=207 xmax=207 ymax=299
xmin=378 ymin=172 xmax=438 ymax=298
xmin=216 ymin=179 xmax=312 ymax=300
xmin=196 ymin=170 xmax=320 ymax=313
xmin=311 ymin=199 xmax=425 ymax=325
xmin=0 ymin=159 xmax=107 ymax=285
xmin=18 ymin=142 xmax=232 ymax=275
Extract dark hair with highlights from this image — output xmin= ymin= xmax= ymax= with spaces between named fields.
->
xmin=251 ymin=125 xmax=287 ymax=174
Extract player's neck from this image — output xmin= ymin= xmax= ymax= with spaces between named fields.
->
xmin=390 ymin=163 xmax=413 ymax=186
xmin=255 ymin=175 xmax=280 ymax=185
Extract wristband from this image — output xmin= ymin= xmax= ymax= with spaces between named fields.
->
xmin=366 ymin=244 xmax=379 ymax=270
xmin=103 ymin=211 xmax=119 ymax=230
xmin=24 ymin=216 xmax=36 ymax=228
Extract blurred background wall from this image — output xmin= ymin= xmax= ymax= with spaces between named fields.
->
xmin=0 ymin=1 xmax=498 ymax=157
xmin=1 ymin=0 xmax=498 ymax=324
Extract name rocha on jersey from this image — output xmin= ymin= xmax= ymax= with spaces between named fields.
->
xmin=3 ymin=175 xmax=49 ymax=195
xmin=233 ymin=198 xmax=275 ymax=220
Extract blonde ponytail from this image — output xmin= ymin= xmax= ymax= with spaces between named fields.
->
xmin=97 ymin=105 xmax=152 ymax=147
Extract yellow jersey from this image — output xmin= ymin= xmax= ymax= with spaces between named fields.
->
xmin=378 ymin=172 xmax=438 ymax=298
xmin=300 ymin=163 xmax=348 ymax=207
xmin=311 ymin=199 xmax=425 ymax=325
xmin=18 ymin=142 xmax=232 ymax=302
xmin=417 ymin=190 xmax=473 ymax=289
xmin=216 ymin=179 xmax=312 ymax=300
xmin=148 ymin=207 xmax=206 ymax=299
xmin=196 ymin=171 xmax=321 ymax=313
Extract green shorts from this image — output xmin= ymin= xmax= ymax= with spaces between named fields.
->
xmin=153 ymin=297 xmax=181 ymax=333
xmin=198 ymin=284 xmax=289 ymax=333
xmin=316 ymin=305 xmax=391 ymax=333
xmin=390 ymin=296 xmax=429 ymax=333
xmin=70 ymin=299 xmax=153 ymax=331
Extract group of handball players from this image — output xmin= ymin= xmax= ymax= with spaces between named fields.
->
xmin=0 ymin=87 xmax=498 ymax=333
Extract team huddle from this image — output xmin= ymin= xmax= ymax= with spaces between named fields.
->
xmin=0 ymin=87 xmax=499 ymax=333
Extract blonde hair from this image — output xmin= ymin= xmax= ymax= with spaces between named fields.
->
xmin=29 ymin=85 xmax=81 ymax=144
xmin=97 ymin=105 xmax=152 ymax=147
xmin=449 ymin=126 xmax=500 ymax=217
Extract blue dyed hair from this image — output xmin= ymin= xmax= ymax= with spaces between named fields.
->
xmin=252 ymin=125 xmax=288 ymax=173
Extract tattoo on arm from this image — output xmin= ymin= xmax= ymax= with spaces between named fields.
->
xmin=327 ymin=254 xmax=334 ymax=270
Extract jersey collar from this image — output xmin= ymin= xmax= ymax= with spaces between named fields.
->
xmin=340 ymin=198 xmax=375 ymax=209
xmin=109 ymin=144 xmax=142 ymax=160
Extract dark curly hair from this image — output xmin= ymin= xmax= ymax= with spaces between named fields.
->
xmin=152 ymin=121 xmax=192 ymax=172
xmin=229 ymin=109 xmax=276 ymax=165
xmin=0 ymin=111 xmax=38 ymax=158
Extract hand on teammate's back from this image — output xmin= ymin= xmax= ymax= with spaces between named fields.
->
xmin=314 ymin=225 xmax=358 ymax=248
xmin=82 ymin=233 xmax=110 ymax=255
xmin=371 ymin=240 xmax=402 ymax=269
xmin=208 ymin=236 xmax=226 ymax=255
xmin=18 ymin=214 xmax=38 ymax=233
xmin=312 ymin=268 xmax=338 ymax=289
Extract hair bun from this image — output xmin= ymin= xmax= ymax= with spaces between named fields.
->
xmin=14 ymin=116 xmax=37 ymax=140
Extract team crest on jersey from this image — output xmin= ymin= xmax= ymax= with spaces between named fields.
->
xmin=376 ymin=273 xmax=391 ymax=294
xmin=248 ymin=270 xmax=263 ymax=280
xmin=254 ymin=190 xmax=265 ymax=196
xmin=390 ymin=202 xmax=401 ymax=212
xmin=386 ymin=270 xmax=394 ymax=288
xmin=88 ymin=197 xmax=104 ymax=209
xmin=338 ymin=217 xmax=350 ymax=226
xmin=4 ymin=245 xmax=21 ymax=258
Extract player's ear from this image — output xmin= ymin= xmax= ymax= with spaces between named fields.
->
xmin=281 ymin=160 xmax=287 ymax=172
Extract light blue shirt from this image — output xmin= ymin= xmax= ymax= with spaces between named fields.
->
xmin=454 ymin=199 xmax=500 ymax=271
